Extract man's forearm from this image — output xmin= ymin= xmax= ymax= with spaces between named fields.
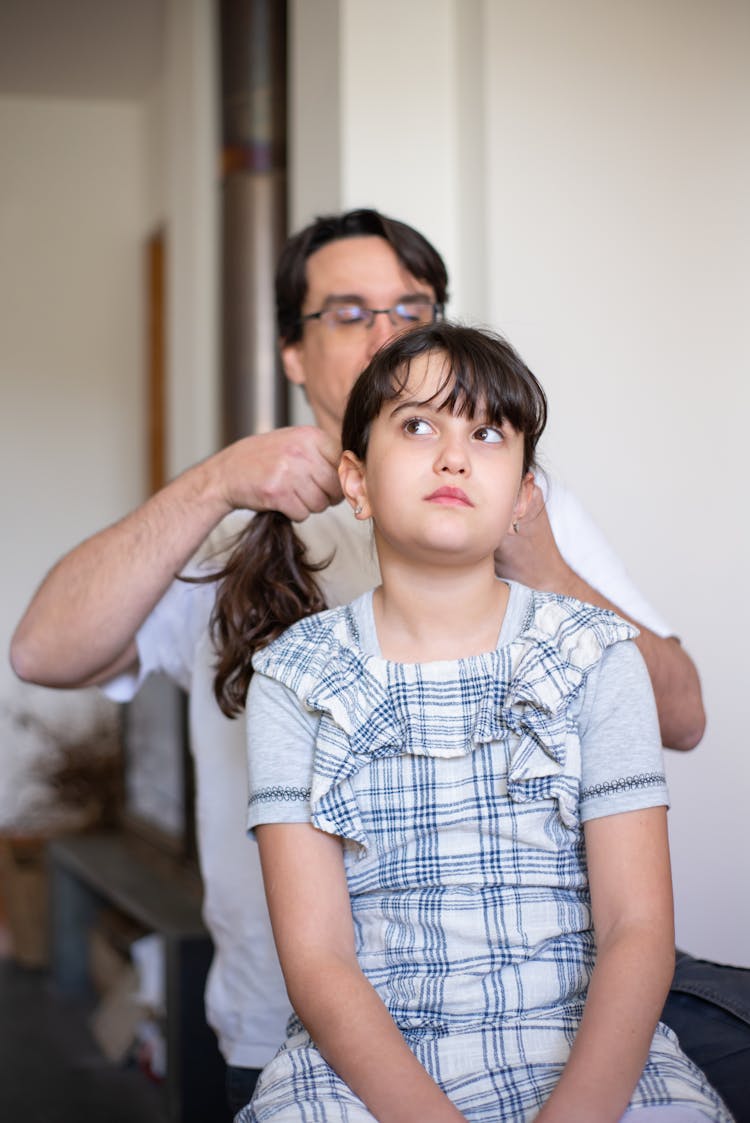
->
xmin=10 ymin=426 xmax=343 ymax=690
xmin=10 ymin=458 xmax=231 ymax=688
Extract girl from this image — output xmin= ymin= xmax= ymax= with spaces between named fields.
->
xmin=219 ymin=324 xmax=729 ymax=1121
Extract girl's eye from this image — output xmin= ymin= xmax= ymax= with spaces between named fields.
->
xmin=402 ymin=417 xmax=434 ymax=436
xmin=473 ymin=425 xmax=503 ymax=444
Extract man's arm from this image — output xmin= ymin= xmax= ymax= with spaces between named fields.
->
xmin=10 ymin=427 xmax=342 ymax=689
xmin=495 ymin=485 xmax=705 ymax=751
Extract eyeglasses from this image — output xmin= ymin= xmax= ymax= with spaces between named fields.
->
xmin=301 ymin=296 xmax=443 ymax=331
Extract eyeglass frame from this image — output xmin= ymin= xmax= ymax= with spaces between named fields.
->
xmin=299 ymin=296 xmax=445 ymax=331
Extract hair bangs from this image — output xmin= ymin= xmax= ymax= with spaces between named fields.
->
xmin=342 ymin=323 xmax=547 ymax=474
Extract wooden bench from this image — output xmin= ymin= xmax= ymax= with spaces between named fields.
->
xmin=49 ymin=830 xmax=229 ymax=1123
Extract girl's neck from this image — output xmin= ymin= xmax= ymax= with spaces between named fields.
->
xmin=372 ymin=556 xmax=509 ymax=663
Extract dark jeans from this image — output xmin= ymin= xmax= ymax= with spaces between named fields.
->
xmin=226 ymin=1065 xmax=262 ymax=1118
xmin=661 ymin=950 xmax=750 ymax=1123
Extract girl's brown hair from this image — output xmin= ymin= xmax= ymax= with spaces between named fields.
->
xmin=206 ymin=323 xmax=546 ymax=717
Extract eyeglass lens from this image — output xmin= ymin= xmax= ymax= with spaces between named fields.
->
xmin=322 ymin=297 xmax=436 ymax=328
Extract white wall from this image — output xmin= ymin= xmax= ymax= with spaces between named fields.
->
xmin=483 ymin=0 xmax=750 ymax=968
xmin=289 ymin=0 xmax=486 ymax=316
xmin=291 ymin=0 xmax=749 ymax=965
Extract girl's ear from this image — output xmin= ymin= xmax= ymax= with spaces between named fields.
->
xmin=338 ymin=451 xmax=370 ymax=519
xmin=511 ymin=472 xmax=536 ymax=525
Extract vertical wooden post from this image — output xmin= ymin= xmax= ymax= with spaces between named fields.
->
xmin=146 ymin=227 xmax=167 ymax=495
xmin=219 ymin=0 xmax=289 ymax=444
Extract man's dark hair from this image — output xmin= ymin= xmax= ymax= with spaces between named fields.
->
xmin=275 ymin=208 xmax=449 ymax=346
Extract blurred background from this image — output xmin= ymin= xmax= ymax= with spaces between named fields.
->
xmin=0 ymin=0 xmax=747 ymax=1103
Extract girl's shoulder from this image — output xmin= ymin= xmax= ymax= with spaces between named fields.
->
xmin=517 ymin=585 xmax=638 ymax=658
xmin=251 ymin=594 xmax=368 ymax=682
xmin=497 ymin=585 xmax=639 ymax=724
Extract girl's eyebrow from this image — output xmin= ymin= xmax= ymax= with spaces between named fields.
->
xmin=388 ymin=398 xmax=431 ymax=418
xmin=388 ymin=398 xmax=497 ymax=423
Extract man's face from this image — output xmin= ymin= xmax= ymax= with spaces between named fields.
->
xmin=281 ymin=236 xmax=436 ymax=440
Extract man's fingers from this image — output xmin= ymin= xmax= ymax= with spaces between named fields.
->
xmin=317 ymin=431 xmax=343 ymax=469
xmin=294 ymin=475 xmax=343 ymax=519
xmin=318 ymin=468 xmax=344 ymax=506
xmin=298 ymin=431 xmax=343 ymax=504
xmin=222 ymin=427 xmax=344 ymax=516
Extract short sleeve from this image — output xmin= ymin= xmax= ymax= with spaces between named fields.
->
xmin=246 ymin=671 xmax=318 ymax=832
xmin=577 ymin=640 xmax=669 ymax=822
xmin=101 ymin=575 xmax=214 ymax=701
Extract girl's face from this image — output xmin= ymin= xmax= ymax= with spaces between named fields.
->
xmin=339 ymin=350 xmax=533 ymax=568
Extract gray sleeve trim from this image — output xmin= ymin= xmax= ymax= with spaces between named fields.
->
xmin=580 ymin=771 xmax=665 ymax=802
xmin=248 ymin=785 xmax=311 ymax=807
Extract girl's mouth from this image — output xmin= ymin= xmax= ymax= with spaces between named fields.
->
xmin=424 ymin=487 xmax=473 ymax=507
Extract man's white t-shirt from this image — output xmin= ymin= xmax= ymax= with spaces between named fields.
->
xmin=104 ymin=480 xmax=671 ymax=1068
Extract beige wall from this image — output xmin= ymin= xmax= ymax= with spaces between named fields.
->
xmin=0 ymin=95 xmax=148 ymax=818
xmin=291 ymin=0 xmax=750 ymax=965
xmin=0 ymin=0 xmax=218 ymax=825
xmin=161 ymin=0 xmax=219 ymax=479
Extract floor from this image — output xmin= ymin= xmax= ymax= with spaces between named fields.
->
xmin=0 ymin=834 xmax=233 ymax=1123
xmin=0 ymin=949 xmax=168 ymax=1123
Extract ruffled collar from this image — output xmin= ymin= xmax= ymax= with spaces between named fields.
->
xmin=253 ymin=586 xmax=637 ymax=849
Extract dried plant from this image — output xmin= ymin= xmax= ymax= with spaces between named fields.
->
xmin=0 ymin=697 xmax=122 ymax=834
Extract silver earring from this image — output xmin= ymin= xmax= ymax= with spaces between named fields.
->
xmin=354 ymin=505 xmax=363 ymax=516
xmin=512 ymin=520 xmax=520 ymax=534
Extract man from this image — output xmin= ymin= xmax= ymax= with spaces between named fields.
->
xmin=11 ymin=209 xmax=740 ymax=1116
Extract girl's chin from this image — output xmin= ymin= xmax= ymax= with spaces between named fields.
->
xmin=397 ymin=538 xmax=497 ymax=566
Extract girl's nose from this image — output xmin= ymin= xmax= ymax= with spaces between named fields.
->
xmin=436 ymin=437 xmax=468 ymax=475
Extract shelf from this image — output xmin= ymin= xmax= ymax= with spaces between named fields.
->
xmin=48 ymin=830 xmax=229 ymax=1123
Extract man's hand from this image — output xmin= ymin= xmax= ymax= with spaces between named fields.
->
xmin=213 ymin=426 xmax=343 ymax=522
xmin=495 ymin=483 xmax=573 ymax=591
xmin=495 ymin=483 xmax=705 ymax=751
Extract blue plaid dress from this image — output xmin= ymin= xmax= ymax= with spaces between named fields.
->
xmin=239 ymin=591 xmax=730 ymax=1122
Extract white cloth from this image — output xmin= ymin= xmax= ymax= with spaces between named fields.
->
xmin=103 ymin=480 xmax=673 ymax=1067
xmin=542 ymin=475 xmax=671 ymax=638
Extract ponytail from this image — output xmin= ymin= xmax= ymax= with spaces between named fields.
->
xmin=192 ymin=511 xmax=328 ymax=718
